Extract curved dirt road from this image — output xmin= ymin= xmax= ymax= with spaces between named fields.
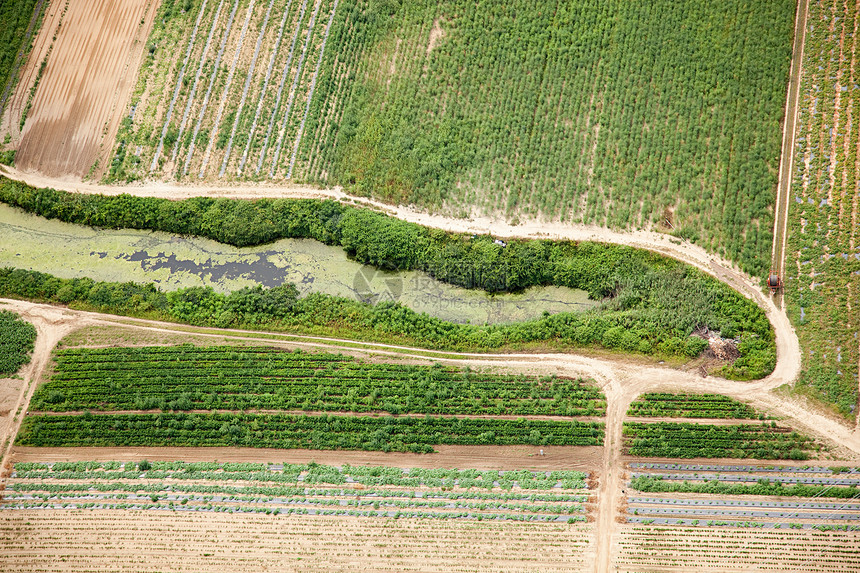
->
xmin=0 ymin=168 xmax=822 ymax=573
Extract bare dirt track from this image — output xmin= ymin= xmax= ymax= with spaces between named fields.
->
xmin=0 ymin=286 xmax=844 ymax=573
xmin=10 ymin=0 xmax=158 ymax=179
xmin=771 ymin=0 xmax=809 ymax=295
xmin=11 ymin=445 xmax=602 ymax=472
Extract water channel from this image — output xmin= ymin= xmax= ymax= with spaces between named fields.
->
xmin=0 ymin=204 xmax=597 ymax=324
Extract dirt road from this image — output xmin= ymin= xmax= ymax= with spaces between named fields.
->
xmin=0 ymin=158 xmax=820 ymax=573
xmin=771 ymin=0 xmax=809 ymax=297
xmin=0 ymin=286 xmax=833 ymax=573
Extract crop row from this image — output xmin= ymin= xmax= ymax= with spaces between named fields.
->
xmin=113 ymin=0 xmax=339 ymax=182
xmin=784 ymin=0 xmax=860 ymax=417
xmin=630 ymin=472 xmax=860 ymax=486
xmin=7 ymin=484 xmax=587 ymax=504
xmin=629 ymin=497 xmax=860 ymax=511
xmin=33 ymin=345 xmax=605 ymax=416
xmin=622 ymin=422 xmax=818 ymax=460
xmin=0 ymin=501 xmax=585 ymax=523
xmin=17 ymin=413 xmax=605 ymax=452
xmin=3 ymin=492 xmax=583 ymax=516
xmin=12 ymin=461 xmax=588 ymax=491
xmin=628 ymin=506 xmax=860 ymax=521
xmin=630 ymin=462 xmax=853 ymax=474
xmin=629 ymin=475 xmax=860 ymax=499
xmin=627 ymin=393 xmax=761 ymax=419
xmin=0 ymin=309 xmax=36 ymax=375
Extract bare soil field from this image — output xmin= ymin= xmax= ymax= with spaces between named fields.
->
xmin=0 ymin=510 xmax=596 ymax=572
xmin=614 ymin=524 xmax=860 ymax=572
xmin=10 ymin=0 xmax=158 ymax=179
xmin=10 ymin=445 xmax=603 ymax=473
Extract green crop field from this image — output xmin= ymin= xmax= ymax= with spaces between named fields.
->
xmin=0 ymin=0 xmax=43 ymax=115
xmin=109 ymin=0 xmax=795 ymax=276
xmin=3 ymin=461 xmax=590 ymax=522
xmin=785 ymin=0 xmax=860 ymax=419
xmin=32 ymin=345 xmax=606 ymax=416
xmin=622 ymin=421 xmax=819 ymax=460
xmin=17 ymin=412 xmax=604 ymax=452
xmin=626 ymin=393 xmax=762 ymax=420
xmin=0 ymin=309 xmax=36 ymax=375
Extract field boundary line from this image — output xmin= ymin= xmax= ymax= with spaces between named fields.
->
xmin=182 ymin=0 xmax=242 ymax=176
xmin=150 ymin=0 xmax=210 ymax=172
xmin=219 ymin=0 xmax=277 ymax=177
xmin=287 ymin=0 xmax=339 ymax=179
xmin=772 ymin=0 xmax=809 ymax=284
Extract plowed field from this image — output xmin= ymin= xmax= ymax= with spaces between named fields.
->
xmin=10 ymin=0 xmax=157 ymax=178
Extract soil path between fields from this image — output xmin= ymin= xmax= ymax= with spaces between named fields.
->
xmin=0 ymin=147 xmax=817 ymax=573
xmin=771 ymin=0 xmax=808 ymax=303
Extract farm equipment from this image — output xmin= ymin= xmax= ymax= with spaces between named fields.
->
xmin=767 ymin=270 xmax=782 ymax=293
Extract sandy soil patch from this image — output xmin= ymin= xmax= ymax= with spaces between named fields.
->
xmin=0 ymin=510 xmax=595 ymax=573
xmin=12 ymin=0 xmax=158 ymax=178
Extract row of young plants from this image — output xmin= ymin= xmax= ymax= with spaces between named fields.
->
xmin=622 ymin=422 xmax=818 ymax=460
xmin=7 ymin=482 xmax=586 ymax=503
xmin=626 ymin=393 xmax=762 ymax=419
xmin=0 ymin=309 xmax=36 ymax=375
xmin=17 ymin=413 xmax=604 ymax=452
xmin=0 ymin=178 xmax=777 ymax=378
xmin=34 ymin=345 xmax=605 ymax=416
xmin=783 ymin=0 xmax=860 ymax=418
xmin=0 ymin=0 xmax=43 ymax=115
xmin=299 ymin=0 xmax=793 ymax=277
xmin=114 ymin=0 xmax=339 ymax=181
xmin=0 ymin=500 xmax=584 ymax=522
xmin=4 ymin=459 xmax=589 ymax=523
xmin=3 ymin=490 xmax=583 ymax=516
xmin=629 ymin=477 xmax=860 ymax=499
xmin=12 ymin=461 xmax=588 ymax=491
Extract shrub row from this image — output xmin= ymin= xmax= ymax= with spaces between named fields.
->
xmin=17 ymin=413 xmax=605 ymax=452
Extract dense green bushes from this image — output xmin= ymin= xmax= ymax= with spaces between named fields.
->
xmin=0 ymin=178 xmax=777 ymax=376
xmin=627 ymin=393 xmax=761 ymax=419
xmin=623 ymin=422 xmax=817 ymax=460
xmin=0 ymin=266 xmax=771 ymax=376
xmin=630 ymin=476 xmax=860 ymax=499
xmin=33 ymin=345 xmax=606 ymax=416
xmin=0 ymin=309 xmax=36 ymax=374
xmin=17 ymin=413 xmax=605 ymax=452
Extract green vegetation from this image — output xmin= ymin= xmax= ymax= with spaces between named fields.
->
xmin=0 ymin=309 xmax=36 ymax=375
xmin=12 ymin=461 xmax=589 ymax=491
xmin=114 ymin=0 xmax=793 ymax=277
xmin=623 ymin=422 xmax=817 ymax=460
xmin=0 ymin=179 xmax=777 ymax=377
xmin=32 ymin=345 xmax=606 ymax=416
xmin=0 ymin=0 xmax=41 ymax=114
xmin=785 ymin=0 xmax=860 ymax=418
xmin=17 ymin=413 xmax=605 ymax=452
xmin=309 ymin=0 xmax=793 ymax=277
xmin=5 ymin=462 xmax=590 ymax=522
xmin=627 ymin=393 xmax=762 ymax=419
xmin=630 ymin=475 xmax=860 ymax=499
